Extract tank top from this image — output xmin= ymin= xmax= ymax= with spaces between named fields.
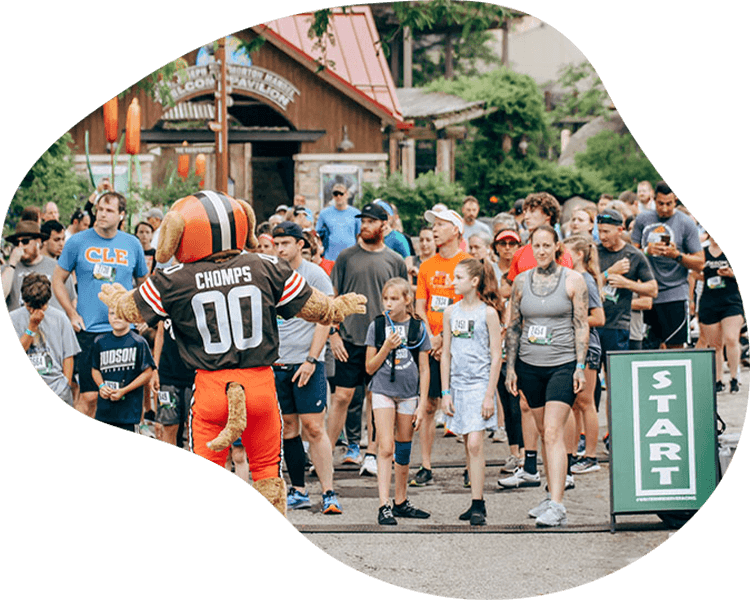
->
xmin=449 ymin=300 xmax=491 ymax=390
xmin=702 ymin=247 xmax=739 ymax=298
xmin=519 ymin=267 xmax=576 ymax=367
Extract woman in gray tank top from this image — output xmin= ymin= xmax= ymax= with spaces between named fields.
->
xmin=504 ymin=225 xmax=590 ymax=527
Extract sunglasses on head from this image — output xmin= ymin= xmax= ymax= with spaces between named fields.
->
xmin=332 ymin=191 xmax=344 ymax=197
xmin=597 ymin=215 xmax=622 ymax=225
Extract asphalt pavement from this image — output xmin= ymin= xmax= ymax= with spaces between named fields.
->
xmin=283 ymin=366 xmax=748 ymax=599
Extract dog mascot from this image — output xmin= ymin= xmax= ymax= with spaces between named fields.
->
xmin=99 ymin=191 xmax=366 ymax=514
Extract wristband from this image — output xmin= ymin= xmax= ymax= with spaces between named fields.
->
xmin=98 ymin=382 xmax=105 ymax=389
xmin=441 ymin=389 xmax=451 ymax=397
xmin=576 ymin=363 xmax=586 ymax=371
xmin=603 ymin=270 xmax=609 ymax=279
xmin=24 ymin=328 xmax=36 ymax=337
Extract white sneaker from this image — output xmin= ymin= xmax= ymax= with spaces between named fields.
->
xmin=528 ymin=494 xmax=551 ymax=519
xmin=535 ymin=500 xmax=567 ymax=527
xmin=359 ymin=454 xmax=378 ymax=476
xmin=565 ymin=474 xmax=575 ymax=490
xmin=497 ymin=467 xmax=541 ymax=488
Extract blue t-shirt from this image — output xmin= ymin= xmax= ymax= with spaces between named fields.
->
xmin=316 ymin=205 xmax=361 ymax=262
xmin=92 ymin=330 xmax=155 ymax=424
xmin=384 ymin=230 xmax=411 ymax=259
xmin=58 ymin=229 xmax=148 ymax=332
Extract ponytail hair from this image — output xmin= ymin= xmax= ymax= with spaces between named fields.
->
xmin=564 ymin=234 xmax=603 ymax=294
xmin=457 ymin=257 xmax=503 ymax=315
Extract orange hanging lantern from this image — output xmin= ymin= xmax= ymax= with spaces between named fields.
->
xmin=489 ymin=195 xmax=499 ymax=204
xmin=177 ymin=141 xmax=189 ymax=179
xmin=125 ymin=98 xmax=141 ymax=155
xmin=103 ymin=97 xmax=119 ymax=144
xmin=195 ymin=153 xmax=206 ymax=187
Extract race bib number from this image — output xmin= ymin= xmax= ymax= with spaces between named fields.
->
xmin=386 ymin=325 xmax=407 ymax=345
xmin=602 ymin=284 xmax=619 ymax=304
xmin=528 ymin=325 xmax=552 ymax=345
xmin=29 ymin=351 xmax=51 ymax=375
xmin=430 ymin=295 xmax=452 ymax=312
xmin=103 ymin=380 xmax=120 ymax=391
xmin=395 ymin=348 xmax=409 ymax=361
xmin=451 ymin=318 xmax=474 ymax=339
xmin=707 ymin=275 xmax=725 ymax=290
xmin=93 ymin=263 xmax=116 ymax=282
xmin=158 ymin=390 xmax=175 ymax=408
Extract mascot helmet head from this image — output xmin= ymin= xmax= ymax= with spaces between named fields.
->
xmin=155 ymin=190 xmax=258 ymax=264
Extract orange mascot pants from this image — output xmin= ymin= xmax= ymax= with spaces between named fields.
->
xmin=189 ymin=366 xmax=282 ymax=481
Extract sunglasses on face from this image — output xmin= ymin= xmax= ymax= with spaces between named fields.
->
xmin=495 ymin=240 xmax=519 ymax=247
xmin=17 ymin=238 xmax=35 ymax=246
xmin=332 ymin=191 xmax=344 ymax=197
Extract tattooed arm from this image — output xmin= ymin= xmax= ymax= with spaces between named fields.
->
xmin=567 ymin=270 xmax=590 ymax=394
xmin=504 ymin=272 xmax=525 ymax=396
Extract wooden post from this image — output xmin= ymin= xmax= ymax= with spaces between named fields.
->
xmin=445 ymin=32 xmax=454 ymax=79
xmin=403 ymin=26 xmax=412 ymax=88
xmin=215 ymin=38 xmax=229 ymax=193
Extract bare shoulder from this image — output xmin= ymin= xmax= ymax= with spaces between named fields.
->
xmin=566 ymin=269 xmax=586 ymax=293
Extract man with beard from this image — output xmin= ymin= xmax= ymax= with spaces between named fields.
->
xmin=327 ymin=203 xmax=408 ymax=476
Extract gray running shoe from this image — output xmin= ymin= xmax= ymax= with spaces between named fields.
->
xmin=498 ymin=467 xmax=541 ymax=488
xmin=535 ymin=500 xmax=567 ymax=527
xmin=500 ymin=455 xmax=521 ymax=473
xmin=571 ymin=456 xmax=601 ymax=474
xmin=528 ymin=494 xmax=552 ymax=519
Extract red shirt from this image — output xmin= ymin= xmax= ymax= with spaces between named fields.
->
xmin=506 ymin=244 xmax=574 ymax=282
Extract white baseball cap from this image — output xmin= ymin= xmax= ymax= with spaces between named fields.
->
xmin=424 ymin=208 xmax=464 ymax=234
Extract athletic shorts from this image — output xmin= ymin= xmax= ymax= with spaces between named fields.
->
xmin=516 ymin=359 xmax=577 ymax=409
xmin=155 ymin=383 xmax=193 ymax=426
xmin=371 ymin=393 xmax=417 ymax=416
xmin=189 ymin=366 xmax=282 ymax=482
xmin=699 ymin=294 xmax=744 ymax=326
xmin=273 ymin=361 xmax=327 ymax=415
xmin=586 ymin=347 xmax=601 ymax=372
xmin=332 ymin=341 xmax=369 ymax=389
xmin=74 ymin=330 xmax=100 ymax=393
xmin=645 ymin=300 xmax=690 ymax=347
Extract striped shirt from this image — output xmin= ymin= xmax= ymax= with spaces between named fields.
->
xmin=134 ymin=251 xmax=312 ymax=371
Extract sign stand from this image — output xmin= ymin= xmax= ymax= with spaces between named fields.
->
xmin=606 ymin=349 xmax=719 ymax=532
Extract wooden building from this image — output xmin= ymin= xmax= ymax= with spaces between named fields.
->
xmin=68 ymin=6 xmax=402 ymax=221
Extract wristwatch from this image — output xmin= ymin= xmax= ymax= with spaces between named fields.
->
xmin=305 ymin=355 xmax=317 ymax=364
xmin=329 ymin=326 xmax=338 ymax=335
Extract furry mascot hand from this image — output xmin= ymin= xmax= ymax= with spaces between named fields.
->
xmin=99 ymin=283 xmax=144 ymax=323
xmin=296 ymin=288 xmax=367 ymax=325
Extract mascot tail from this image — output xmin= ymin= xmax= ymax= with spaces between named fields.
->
xmin=206 ymin=382 xmax=247 ymax=452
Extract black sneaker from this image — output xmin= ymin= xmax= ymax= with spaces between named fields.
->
xmin=378 ymin=504 xmax=397 ymax=525
xmin=716 ymin=380 xmax=725 ymax=393
xmin=462 ymin=469 xmax=470 ymax=488
xmin=409 ymin=467 xmax=433 ymax=487
xmin=470 ymin=508 xmax=486 ymax=526
xmin=392 ymin=499 xmax=430 ymax=519
xmin=730 ymin=378 xmax=740 ymax=393
xmin=459 ymin=504 xmax=486 ymax=521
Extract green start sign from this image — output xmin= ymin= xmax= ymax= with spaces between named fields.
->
xmin=607 ymin=349 xmax=718 ymax=518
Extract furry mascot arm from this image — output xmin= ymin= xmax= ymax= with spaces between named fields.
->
xmin=297 ymin=288 xmax=367 ymax=325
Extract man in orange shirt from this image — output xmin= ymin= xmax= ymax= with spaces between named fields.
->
xmin=411 ymin=208 xmax=472 ymax=486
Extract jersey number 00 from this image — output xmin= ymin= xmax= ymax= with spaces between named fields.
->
xmin=191 ymin=285 xmax=262 ymax=354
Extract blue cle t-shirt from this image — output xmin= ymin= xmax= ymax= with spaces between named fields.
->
xmin=92 ymin=330 xmax=155 ymax=424
xmin=58 ymin=229 xmax=148 ymax=332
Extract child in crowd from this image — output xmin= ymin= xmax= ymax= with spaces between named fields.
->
xmin=441 ymin=258 xmax=503 ymax=525
xmin=91 ymin=307 xmax=155 ymax=432
xmin=562 ymin=235 xmax=605 ymax=474
xmin=365 ymin=277 xmax=432 ymax=525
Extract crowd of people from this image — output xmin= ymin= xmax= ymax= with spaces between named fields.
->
xmin=2 ymin=178 xmax=744 ymax=528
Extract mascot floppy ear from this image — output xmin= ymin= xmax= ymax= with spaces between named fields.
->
xmin=235 ymin=198 xmax=258 ymax=251
xmin=155 ymin=210 xmax=185 ymax=264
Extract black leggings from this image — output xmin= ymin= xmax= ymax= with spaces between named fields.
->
xmin=498 ymin=363 xmax=524 ymax=449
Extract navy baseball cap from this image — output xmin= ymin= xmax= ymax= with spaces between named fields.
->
xmin=355 ymin=203 xmax=389 ymax=221
xmin=272 ymin=221 xmax=310 ymax=247
xmin=596 ymin=208 xmax=624 ymax=226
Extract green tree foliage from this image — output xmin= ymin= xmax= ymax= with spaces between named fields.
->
xmin=7 ymin=133 xmax=91 ymax=233
xmin=412 ymin=29 xmax=501 ymax=87
xmin=135 ymin=163 xmax=203 ymax=211
xmin=361 ymin=171 xmax=465 ymax=235
xmin=549 ymin=61 xmax=610 ymax=124
xmin=574 ymin=130 xmax=661 ymax=193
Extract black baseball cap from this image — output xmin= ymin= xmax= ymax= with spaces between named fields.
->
xmin=272 ymin=221 xmax=310 ymax=247
xmin=355 ymin=203 xmax=389 ymax=221
xmin=596 ymin=208 xmax=624 ymax=226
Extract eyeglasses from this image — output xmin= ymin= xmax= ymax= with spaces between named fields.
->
xmin=332 ymin=191 xmax=344 ymax=197
xmin=17 ymin=238 xmax=35 ymax=246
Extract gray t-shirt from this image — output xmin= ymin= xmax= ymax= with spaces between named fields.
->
xmin=582 ymin=272 xmax=602 ymax=354
xmin=331 ymin=244 xmax=408 ymax=346
xmin=10 ymin=305 xmax=81 ymax=405
xmin=277 ymin=260 xmax=334 ymax=364
xmin=463 ymin=220 xmax=491 ymax=242
xmin=364 ymin=317 xmax=431 ymax=398
xmin=631 ymin=210 xmax=702 ymax=304
xmin=4 ymin=256 xmax=77 ymax=313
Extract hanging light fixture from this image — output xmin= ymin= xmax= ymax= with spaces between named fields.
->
xmin=337 ymin=125 xmax=354 ymax=152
